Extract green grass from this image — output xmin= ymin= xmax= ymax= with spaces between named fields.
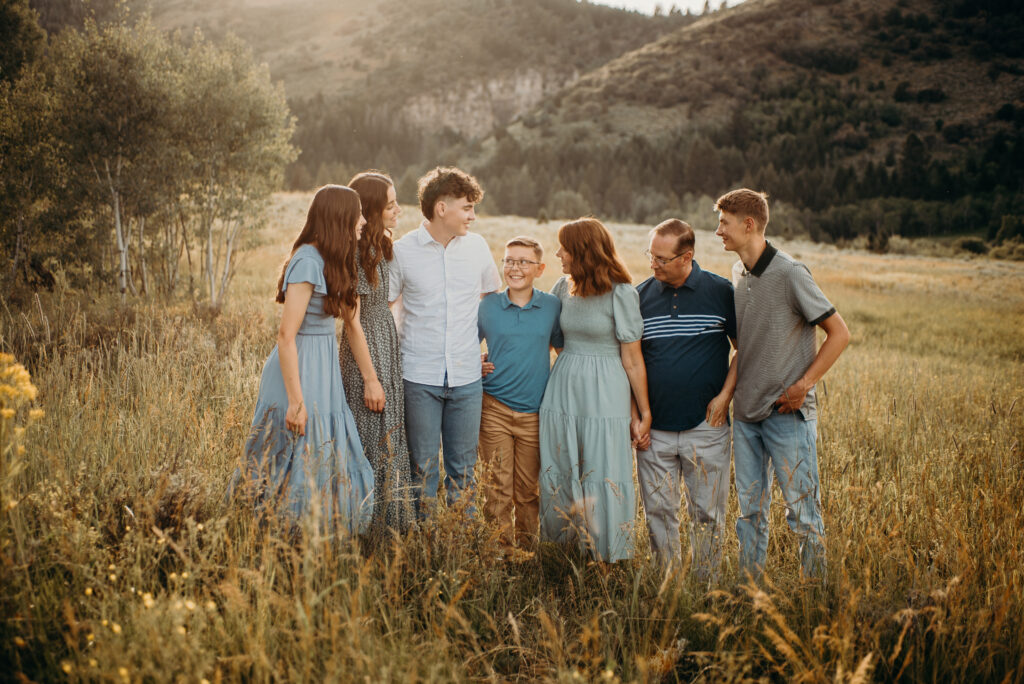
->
xmin=1 ymin=196 xmax=1022 ymax=681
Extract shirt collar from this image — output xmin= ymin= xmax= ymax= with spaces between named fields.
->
xmin=500 ymin=288 xmax=540 ymax=310
xmin=416 ymin=220 xmax=459 ymax=247
xmin=655 ymin=260 xmax=702 ymax=293
xmin=749 ymin=242 xmax=777 ymax=277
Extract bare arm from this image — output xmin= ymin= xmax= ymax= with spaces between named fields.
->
xmin=343 ymin=297 xmax=385 ymax=413
xmin=775 ymin=312 xmax=851 ymax=413
xmin=620 ymin=340 xmax=652 ymax=449
xmin=278 ymin=282 xmax=313 ymax=435
xmin=706 ymin=337 xmax=738 ymax=427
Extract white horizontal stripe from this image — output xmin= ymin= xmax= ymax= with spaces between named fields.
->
xmin=644 ymin=329 xmax=725 ymax=340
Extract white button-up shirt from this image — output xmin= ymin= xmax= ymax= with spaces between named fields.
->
xmin=389 ymin=221 xmax=501 ymax=387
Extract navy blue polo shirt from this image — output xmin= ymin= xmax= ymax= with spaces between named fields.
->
xmin=637 ymin=261 xmax=737 ymax=432
xmin=478 ymin=289 xmax=563 ymax=413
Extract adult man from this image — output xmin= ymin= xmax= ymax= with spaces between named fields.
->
xmin=478 ymin=236 xmax=562 ymax=555
xmin=389 ymin=167 xmax=501 ymax=518
xmin=634 ymin=219 xmax=737 ymax=581
xmin=714 ymin=188 xmax=849 ymax=581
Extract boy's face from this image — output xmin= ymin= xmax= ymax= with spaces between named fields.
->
xmin=436 ymin=195 xmax=476 ymax=237
xmin=715 ymin=210 xmax=750 ymax=252
xmin=502 ymin=245 xmax=544 ymax=293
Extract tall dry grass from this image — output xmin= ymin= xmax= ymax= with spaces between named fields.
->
xmin=1 ymin=195 xmax=1022 ymax=681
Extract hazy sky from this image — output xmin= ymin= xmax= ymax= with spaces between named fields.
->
xmin=589 ymin=0 xmax=743 ymax=14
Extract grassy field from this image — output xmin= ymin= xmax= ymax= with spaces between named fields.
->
xmin=1 ymin=193 xmax=1023 ymax=682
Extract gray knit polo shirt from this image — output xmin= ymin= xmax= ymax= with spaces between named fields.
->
xmin=732 ymin=243 xmax=836 ymax=423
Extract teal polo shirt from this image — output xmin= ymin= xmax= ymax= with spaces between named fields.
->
xmin=478 ymin=288 xmax=563 ymax=413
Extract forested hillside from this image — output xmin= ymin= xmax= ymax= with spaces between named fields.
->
xmin=25 ymin=0 xmax=1024 ymax=252
xmin=471 ymin=0 xmax=1024 ymax=248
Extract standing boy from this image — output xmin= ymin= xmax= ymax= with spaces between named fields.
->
xmin=715 ymin=189 xmax=850 ymax=581
xmin=390 ymin=167 xmax=501 ymax=518
xmin=477 ymin=237 xmax=563 ymax=554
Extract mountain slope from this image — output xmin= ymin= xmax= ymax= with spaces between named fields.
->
xmin=468 ymin=0 xmax=1024 ymax=245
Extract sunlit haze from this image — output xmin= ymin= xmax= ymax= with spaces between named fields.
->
xmin=588 ymin=0 xmax=743 ymax=14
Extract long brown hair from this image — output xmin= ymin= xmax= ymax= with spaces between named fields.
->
xmin=275 ymin=185 xmax=361 ymax=317
xmin=558 ymin=218 xmax=632 ymax=297
xmin=349 ymin=170 xmax=394 ymax=287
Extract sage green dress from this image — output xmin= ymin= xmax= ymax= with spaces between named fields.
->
xmin=538 ymin=277 xmax=644 ymax=562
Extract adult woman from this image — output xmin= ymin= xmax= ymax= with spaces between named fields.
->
xmin=340 ymin=171 xmax=414 ymax=543
xmin=539 ymin=218 xmax=652 ymax=562
xmin=233 ymin=185 xmax=374 ymax=535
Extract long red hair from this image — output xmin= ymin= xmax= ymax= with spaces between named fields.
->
xmin=558 ymin=218 xmax=632 ymax=297
xmin=348 ymin=171 xmax=394 ymax=287
xmin=275 ymin=185 xmax=361 ymax=317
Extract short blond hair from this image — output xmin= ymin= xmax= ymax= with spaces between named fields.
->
xmin=715 ymin=189 xmax=769 ymax=232
xmin=505 ymin=235 xmax=543 ymax=260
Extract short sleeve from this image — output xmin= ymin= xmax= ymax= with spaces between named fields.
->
xmin=612 ymin=283 xmax=644 ymax=343
xmin=387 ymin=255 xmax=402 ymax=303
xmin=788 ymin=263 xmax=835 ymax=326
xmin=549 ymin=299 xmax=564 ymax=349
xmin=479 ymin=241 xmax=501 ymax=294
xmin=282 ymin=249 xmax=327 ymax=295
xmin=723 ymin=283 xmax=738 ymax=339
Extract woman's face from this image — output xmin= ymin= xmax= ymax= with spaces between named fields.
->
xmin=355 ymin=213 xmax=366 ymax=240
xmin=555 ymin=244 xmax=571 ymax=274
xmin=381 ymin=184 xmax=401 ymax=230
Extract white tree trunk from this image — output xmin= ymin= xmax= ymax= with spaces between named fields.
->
xmin=104 ymin=158 xmax=129 ymax=302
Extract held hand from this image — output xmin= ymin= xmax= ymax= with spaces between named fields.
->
xmin=630 ymin=414 xmax=652 ymax=451
xmin=286 ymin=401 xmax=307 ymax=436
xmin=774 ymin=379 xmax=809 ymax=414
xmin=481 ymin=352 xmax=495 ymax=377
xmin=706 ymin=394 xmax=730 ymax=428
xmin=364 ymin=379 xmax=386 ymax=413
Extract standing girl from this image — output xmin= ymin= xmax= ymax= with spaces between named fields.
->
xmin=233 ymin=185 xmax=374 ymax=535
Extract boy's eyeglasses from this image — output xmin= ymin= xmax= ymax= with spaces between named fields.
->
xmin=501 ymin=258 xmax=540 ymax=269
xmin=643 ymin=249 xmax=684 ymax=267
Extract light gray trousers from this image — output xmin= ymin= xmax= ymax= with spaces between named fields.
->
xmin=636 ymin=421 xmax=731 ymax=581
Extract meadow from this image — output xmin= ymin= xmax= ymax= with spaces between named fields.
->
xmin=1 ymin=193 xmax=1022 ymax=682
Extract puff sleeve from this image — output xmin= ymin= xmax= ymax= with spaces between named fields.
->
xmin=612 ymin=282 xmax=643 ymax=343
xmin=282 ymin=246 xmax=327 ymax=295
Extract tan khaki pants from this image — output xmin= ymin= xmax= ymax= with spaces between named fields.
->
xmin=478 ymin=393 xmax=541 ymax=549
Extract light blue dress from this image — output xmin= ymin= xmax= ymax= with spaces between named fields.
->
xmin=233 ymin=244 xmax=374 ymax=534
xmin=538 ymin=277 xmax=644 ymax=562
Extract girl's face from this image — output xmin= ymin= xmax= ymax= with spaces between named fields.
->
xmin=555 ymin=244 xmax=572 ymax=274
xmin=355 ymin=213 xmax=366 ymax=240
xmin=381 ymin=184 xmax=401 ymax=230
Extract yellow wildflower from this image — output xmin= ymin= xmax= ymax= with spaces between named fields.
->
xmin=84 ymin=587 xmax=93 ymax=596
xmin=61 ymin=661 xmax=73 ymax=674
xmin=111 ymin=622 xmax=122 ymax=634
xmin=13 ymin=636 xmax=26 ymax=647
xmin=28 ymin=408 xmax=44 ymax=421
xmin=0 ymin=408 xmax=13 ymax=419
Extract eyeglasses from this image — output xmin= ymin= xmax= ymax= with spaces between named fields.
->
xmin=501 ymin=258 xmax=540 ymax=269
xmin=643 ymin=249 xmax=685 ymax=267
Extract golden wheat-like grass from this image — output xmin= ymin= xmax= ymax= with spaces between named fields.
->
xmin=1 ymin=195 xmax=1021 ymax=681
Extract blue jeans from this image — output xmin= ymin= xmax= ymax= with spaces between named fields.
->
xmin=734 ymin=410 xmax=825 ymax=580
xmin=404 ymin=379 xmax=482 ymax=519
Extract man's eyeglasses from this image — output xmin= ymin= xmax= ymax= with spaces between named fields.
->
xmin=643 ymin=249 xmax=685 ymax=267
xmin=502 ymin=258 xmax=540 ymax=269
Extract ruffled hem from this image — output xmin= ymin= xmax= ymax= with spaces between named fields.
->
xmin=231 ymin=408 xmax=375 ymax=536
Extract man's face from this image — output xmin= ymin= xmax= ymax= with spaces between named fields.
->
xmin=715 ymin=210 xmax=749 ymax=252
xmin=648 ymin=233 xmax=691 ymax=286
xmin=502 ymin=245 xmax=544 ymax=293
xmin=437 ymin=195 xmax=476 ymax=237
